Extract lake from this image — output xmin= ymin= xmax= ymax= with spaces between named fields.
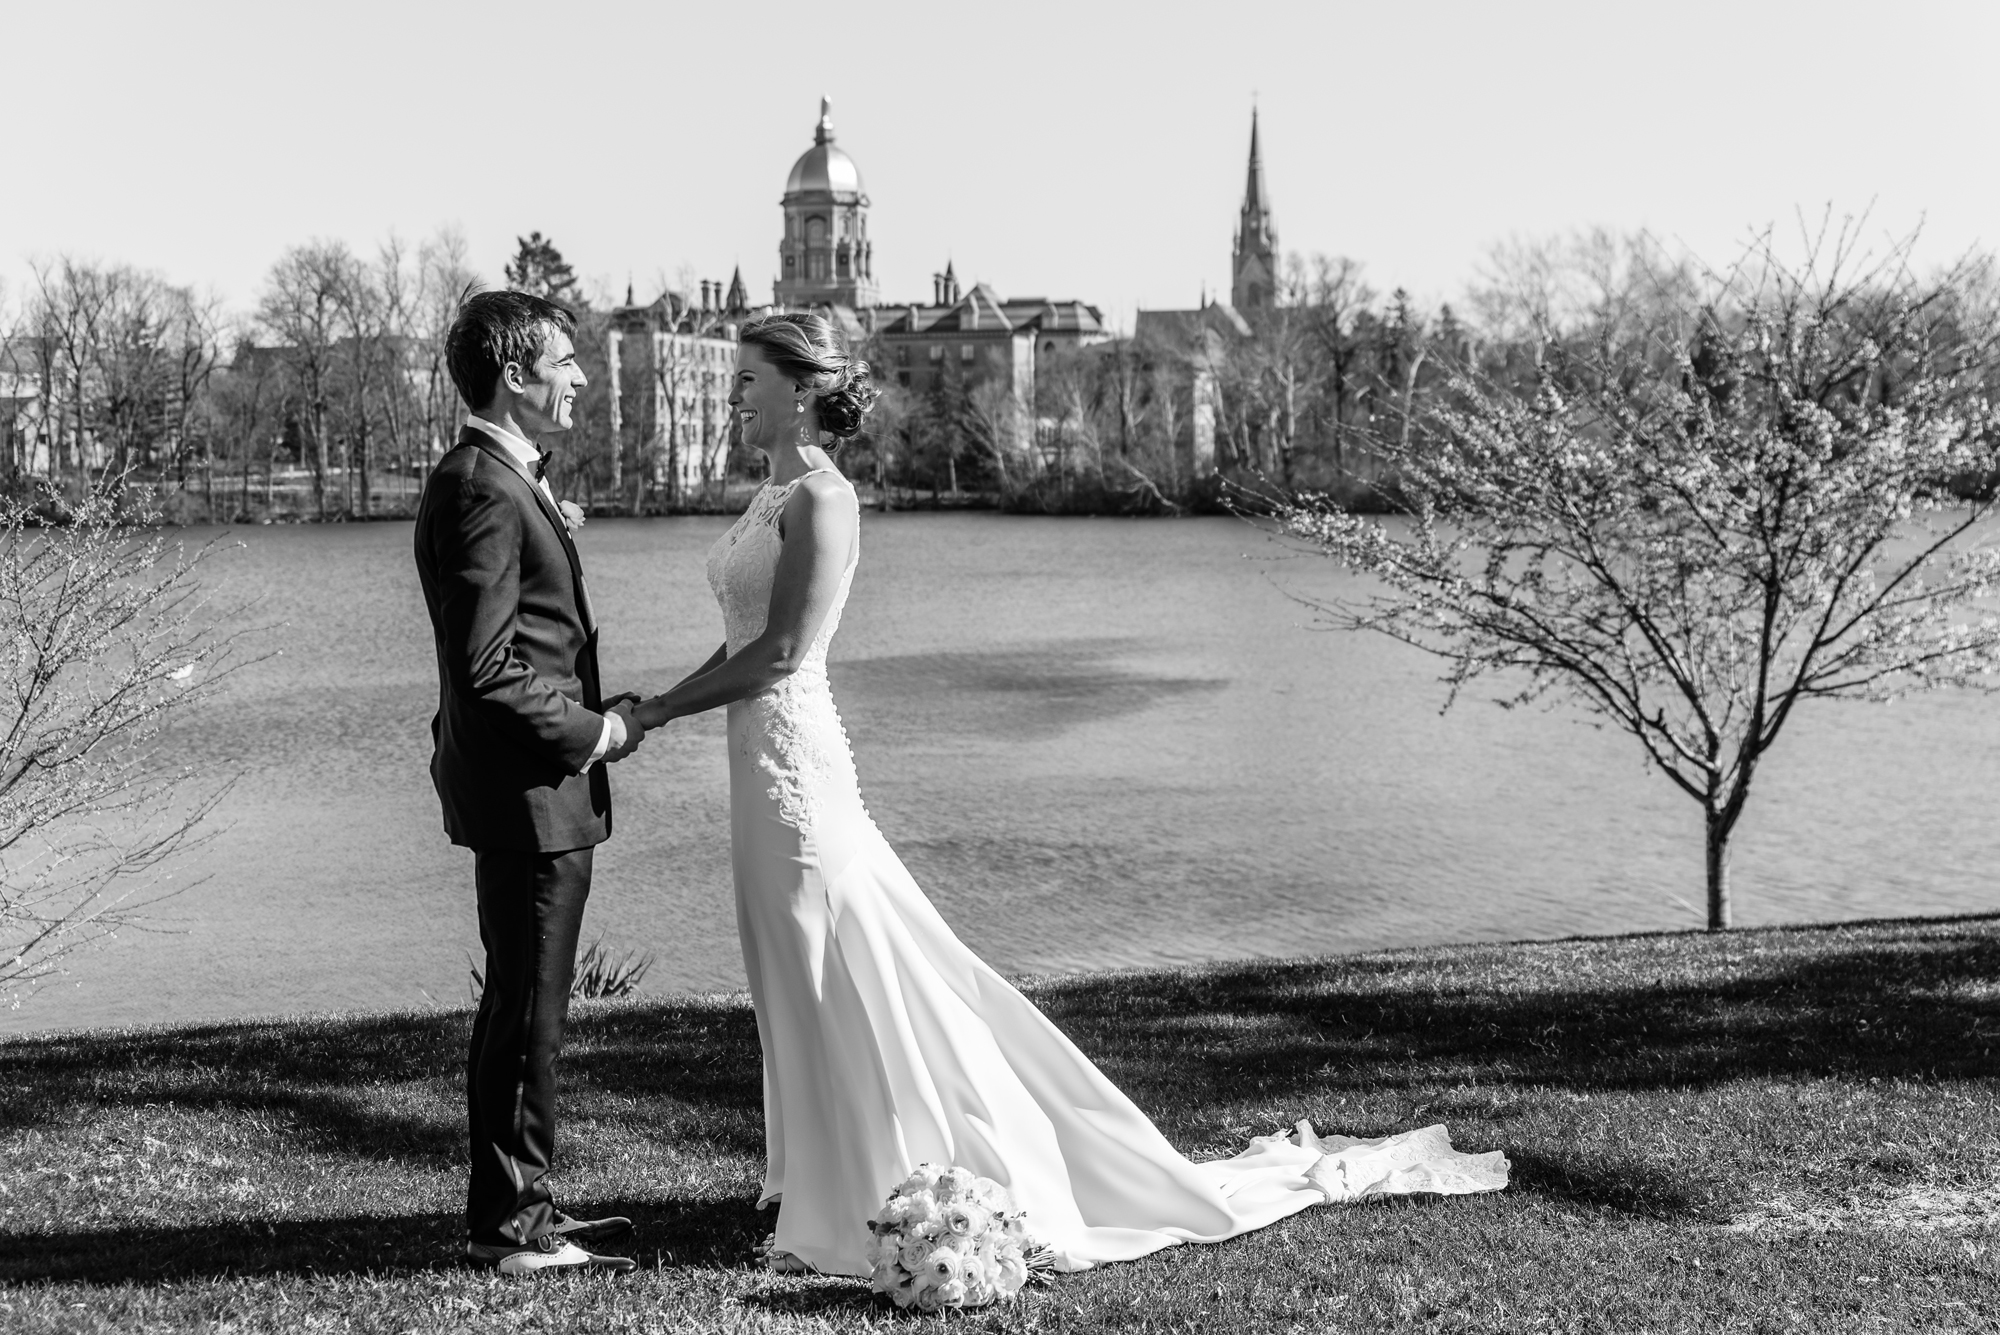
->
xmin=9 ymin=513 xmax=1998 ymax=1035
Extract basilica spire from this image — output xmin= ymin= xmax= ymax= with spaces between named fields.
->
xmin=1231 ymin=107 xmax=1278 ymax=311
xmin=1243 ymin=107 xmax=1268 ymax=217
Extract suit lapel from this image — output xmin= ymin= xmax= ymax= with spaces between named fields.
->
xmin=458 ymin=430 xmax=596 ymax=631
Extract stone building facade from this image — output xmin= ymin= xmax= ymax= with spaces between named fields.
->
xmin=604 ymin=274 xmax=747 ymax=502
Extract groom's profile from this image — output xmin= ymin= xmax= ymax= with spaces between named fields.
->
xmin=413 ymin=289 xmax=645 ymax=1275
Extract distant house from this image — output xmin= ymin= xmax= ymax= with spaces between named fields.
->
xmin=0 ymin=339 xmax=47 ymax=475
xmin=605 ymin=278 xmax=749 ymax=501
xmin=1127 ymin=110 xmax=1276 ymax=477
xmin=1131 ymin=303 xmax=1253 ymax=477
xmin=870 ymin=266 xmax=1110 ymax=455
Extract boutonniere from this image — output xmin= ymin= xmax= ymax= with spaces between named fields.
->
xmin=557 ymin=500 xmax=585 ymax=536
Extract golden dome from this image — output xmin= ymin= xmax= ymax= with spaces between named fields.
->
xmin=784 ymin=97 xmax=865 ymax=198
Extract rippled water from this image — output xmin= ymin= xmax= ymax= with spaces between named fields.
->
xmin=11 ymin=514 xmax=1999 ymax=1034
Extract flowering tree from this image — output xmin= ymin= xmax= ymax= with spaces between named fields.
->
xmin=0 ymin=484 xmax=248 ymax=1005
xmin=1274 ymin=232 xmax=2000 ymax=928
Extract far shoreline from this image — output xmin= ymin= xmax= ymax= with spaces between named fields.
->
xmin=8 ymin=906 xmax=1995 ymax=1045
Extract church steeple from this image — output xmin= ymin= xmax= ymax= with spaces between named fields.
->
xmin=1231 ymin=107 xmax=1278 ymax=311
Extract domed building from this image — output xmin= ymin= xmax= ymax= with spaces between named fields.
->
xmin=774 ymin=98 xmax=876 ymax=309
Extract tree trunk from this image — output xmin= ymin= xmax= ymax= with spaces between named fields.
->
xmin=1705 ymin=809 xmax=1732 ymax=930
xmin=358 ymin=416 xmax=371 ymax=518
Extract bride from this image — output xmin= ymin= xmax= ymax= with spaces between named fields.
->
xmin=632 ymin=313 xmax=1506 ymax=1277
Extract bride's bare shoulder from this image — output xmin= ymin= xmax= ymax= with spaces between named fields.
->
xmin=778 ymin=469 xmax=859 ymax=541
xmin=791 ymin=470 xmax=859 ymax=514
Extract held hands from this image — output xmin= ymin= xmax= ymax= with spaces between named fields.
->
xmin=602 ymin=694 xmax=646 ymax=764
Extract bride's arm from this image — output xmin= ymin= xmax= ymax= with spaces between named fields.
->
xmin=634 ymin=475 xmax=857 ymax=727
xmin=670 ymin=642 xmax=729 ymax=690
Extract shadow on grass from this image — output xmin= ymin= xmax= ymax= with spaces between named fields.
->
xmin=0 ymin=1197 xmax=775 ymax=1285
xmin=1025 ymin=913 xmax=2000 ymax=1118
xmin=738 ymin=1278 xmax=878 ymax=1317
xmin=0 ymin=1010 xmax=470 ymax=1162
xmin=0 ymin=999 xmax=770 ymax=1162
xmin=5 ymin=912 xmax=1998 ymax=1260
xmin=1502 ymin=1148 xmax=1710 ymax=1221
xmin=0 ymin=1209 xmax=467 ymax=1284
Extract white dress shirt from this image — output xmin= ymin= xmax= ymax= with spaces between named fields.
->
xmin=463 ymin=414 xmax=623 ymax=769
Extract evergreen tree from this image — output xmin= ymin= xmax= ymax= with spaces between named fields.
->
xmin=504 ymin=232 xmax=580 ymax=306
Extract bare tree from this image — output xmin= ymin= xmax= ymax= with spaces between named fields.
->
xmin=1274 ymin=227 xmax=2000 ymax=928
xmin=0 ymin=483 xmax=253 ymax=1005
xmin=643 ymin=289 xmax=732 ymax=512
xmin=258 ymin=242 xmax=356 ymax=519
xmin=23 ymin=261 xmax=224 ymax=504
xmin=962 ymin=376 xmax=1023 ymax=494
xmin=415 ymin=227 xmax=479 ymax=477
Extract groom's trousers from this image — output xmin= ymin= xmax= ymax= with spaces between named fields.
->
xmin=466 ymin=845 xmax=593 ymax=1245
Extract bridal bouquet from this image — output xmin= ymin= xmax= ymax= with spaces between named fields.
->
xmin=865 ymin=1164 xmax=1045 ymax=1311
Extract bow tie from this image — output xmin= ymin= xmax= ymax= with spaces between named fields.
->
xmin=533 ymin=451 xmax=551 ymax=482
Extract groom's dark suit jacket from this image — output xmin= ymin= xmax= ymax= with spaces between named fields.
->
xmin=414 ymin=428 xmax=611 ymax=852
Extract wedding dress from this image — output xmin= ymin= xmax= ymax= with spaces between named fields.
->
xmin=706 ymin=470 xmax=1508 ymax=1276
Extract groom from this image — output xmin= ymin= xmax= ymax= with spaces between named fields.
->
xmin=414 ymin=289 xmax=645 ymax=1276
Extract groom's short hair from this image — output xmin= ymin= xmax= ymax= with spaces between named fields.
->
xmin=446 ymin=289 xmax=578 ymax=411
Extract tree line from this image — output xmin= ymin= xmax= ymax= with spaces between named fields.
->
xmin=0 ymin=226 xmax=1550 ymax=520
xmin=0 ymin=231 xmax=723 ymax=521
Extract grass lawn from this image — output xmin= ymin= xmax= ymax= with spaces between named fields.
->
xmin=3 ymin=914 xmax=1998 ymax=1333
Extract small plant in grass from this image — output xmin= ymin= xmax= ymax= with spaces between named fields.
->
xmin=572 ymin=937 xmax=653 ymax=998
xmin=467 ymin=936 xmax=655 ymax=1003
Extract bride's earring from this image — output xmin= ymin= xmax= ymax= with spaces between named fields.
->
xmin=795 ymin=402 xmax=805 ymax=414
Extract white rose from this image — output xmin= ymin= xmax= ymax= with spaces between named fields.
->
xmin=996 ymin=1253 xmax=1029 ymax=1295
xmin=944 ymin=1202 xmax=990 ymax=1238
xmin=922 ymin=1248 xmax=964 ymax=1287
xmin=937 ymin=1166 xmax=974 ymax=1198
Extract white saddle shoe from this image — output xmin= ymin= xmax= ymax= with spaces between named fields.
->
xmin=467 ymin=1235 xmax=637 ymax=1276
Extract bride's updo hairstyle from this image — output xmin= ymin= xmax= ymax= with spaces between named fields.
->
xmin=739 ymin=312 xmax=879 ymax=444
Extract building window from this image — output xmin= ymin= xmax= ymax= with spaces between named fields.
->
xmin=928 ymin=345 xmax=942 ymax=362
xmin=806 ymin=216 xmax=827 ymax=243
xmin=960 ymin=344 xmax=975 ymax=363
xmin=897 ymin=370 xmax=910 ymax=387
xmin=809 ymin=253 xmax=828 ymax=280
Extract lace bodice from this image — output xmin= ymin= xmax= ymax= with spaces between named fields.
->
xmin=706 ymin=470 xmax=862 ymax=832
xmin=706 ymin=471 xmax=857 ymax=670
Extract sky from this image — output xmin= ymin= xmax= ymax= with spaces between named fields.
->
xmin=6 ymin=0 xmax=1999 ymax=333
